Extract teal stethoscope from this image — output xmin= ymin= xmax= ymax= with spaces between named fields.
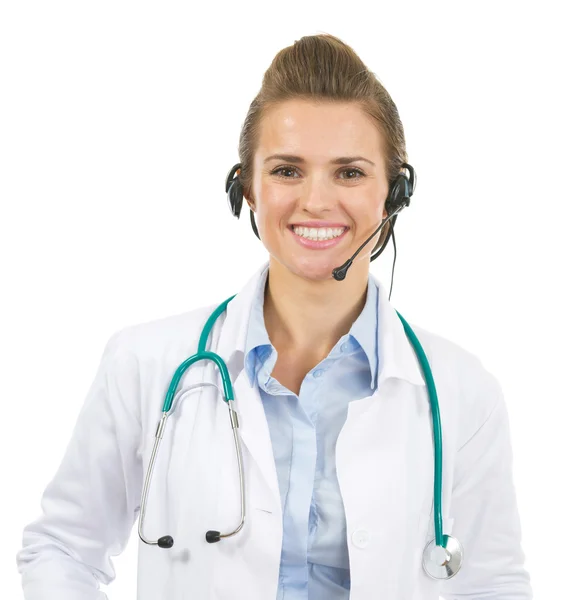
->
xmin=137 ymin=294 xmax=464 ymax=580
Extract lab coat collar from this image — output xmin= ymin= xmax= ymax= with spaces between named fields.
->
xmin=216 ymin=261 xmax=425 ymax=388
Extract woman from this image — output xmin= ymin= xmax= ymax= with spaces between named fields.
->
xmin=16 ymin=34 xmax=533 ymax=599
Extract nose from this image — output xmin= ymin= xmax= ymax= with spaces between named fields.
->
xmin=298 ymin=174 xmax=336 ymax=215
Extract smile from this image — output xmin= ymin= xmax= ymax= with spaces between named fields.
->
xmin=288 ymin=225 xmax=349 ymax=249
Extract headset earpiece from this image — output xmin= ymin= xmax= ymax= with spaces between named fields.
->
xmin=225 ymin=162 xmax=261 ymax=240
xmin=225 ymin=162 xmax=243 ymax=219
xmin=385 ymin=162 xmax=416 ymax=214
xmin=378 ymin=163 xmax=417 ymax=255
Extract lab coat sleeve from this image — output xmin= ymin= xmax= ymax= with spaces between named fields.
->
xmin=16 ymin=329 xmax=142 ymax=600
xmin=439 ymin=367 xmax=533 ymax=599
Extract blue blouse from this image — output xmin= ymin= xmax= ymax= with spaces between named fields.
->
xmin=244 ymin=267 xmax=379 ymax=599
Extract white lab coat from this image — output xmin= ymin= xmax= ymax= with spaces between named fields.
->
xmin=17 ymin=262 xmax=533 ymax=599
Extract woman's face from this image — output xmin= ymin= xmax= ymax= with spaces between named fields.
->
xmin=248 ymin=99 xmax=389 ymax=282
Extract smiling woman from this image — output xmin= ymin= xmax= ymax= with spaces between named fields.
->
xmin=16 ymin=32 xmax=533 ymax=600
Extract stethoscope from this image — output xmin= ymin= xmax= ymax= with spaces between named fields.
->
xmin=137 ymin=294 xmax=464 ymax=580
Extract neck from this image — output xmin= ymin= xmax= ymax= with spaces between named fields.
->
xmin=263 ymin=256 xmax=370 ymax=358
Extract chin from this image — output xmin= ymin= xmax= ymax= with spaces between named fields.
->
xmin=281 ymin=255 xmax=342 ymax=283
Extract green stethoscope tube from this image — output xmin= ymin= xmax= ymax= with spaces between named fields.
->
xmin=161 ymin=294 xmax=237 ymax=413
xmin=157 ymin=295 xmax=447 ymax=549
xmin=395 ymin=310 xmax=446 ymax=548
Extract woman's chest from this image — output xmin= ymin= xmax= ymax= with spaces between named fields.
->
xmin=269 ymin=350 xmax=326 ymax=396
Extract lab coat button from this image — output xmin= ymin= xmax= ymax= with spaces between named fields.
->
xmin=352 ymin=529 xmax=371 ymax=548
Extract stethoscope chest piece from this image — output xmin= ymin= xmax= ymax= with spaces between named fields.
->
xmin=422 ymin=535 xmax=463 ymax=580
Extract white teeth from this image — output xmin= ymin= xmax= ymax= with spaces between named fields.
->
xmin=292 ymin=226 xmax=346 ymax=240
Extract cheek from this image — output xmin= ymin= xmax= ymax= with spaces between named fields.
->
xmin=345 ymin=193 xmax=385 ymax=224
xmin=257 ymin=186 xmax=294 ymax=224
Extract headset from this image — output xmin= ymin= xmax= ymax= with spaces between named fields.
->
xmin=225 ymin=162 xmax=416 ymax=290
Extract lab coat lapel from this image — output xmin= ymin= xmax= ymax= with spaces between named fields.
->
xmin=374 ymin=276 xmax=426 ymax=387
xmin=336 ymin=277 xmax=433 ymax=596
xmin=213 ymin=262 xmax=281 ymax=513
xmin=337 ymin=379 xmax=435 ymax=597
xmin=233 ymin=369 xmax=282 ymax=511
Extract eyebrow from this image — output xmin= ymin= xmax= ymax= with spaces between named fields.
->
xmin=263 ymin=154 xmax=375 ymax=167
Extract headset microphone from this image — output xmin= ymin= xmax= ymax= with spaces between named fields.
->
xmin=331 ymin=203 xmax=407 ymax=281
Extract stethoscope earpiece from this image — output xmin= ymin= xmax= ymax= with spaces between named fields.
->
xmin=157 ymin=535 xmax=174 ymax=549
xmin=206 ymin=530 xmax=222 ymax=544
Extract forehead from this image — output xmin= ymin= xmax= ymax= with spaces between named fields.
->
xmin=256 ymin=99 xmax=384 ymax=163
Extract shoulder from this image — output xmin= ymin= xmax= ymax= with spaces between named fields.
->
xmin=408 ymin=321 xmax=505 ymax=449
xmin=103 ymin=303 xmax=220 ymax=366
xmin=92 ymin=303 xmax=223 ymax=423
xmin=410 ymin=322 xmax=483 ymax=376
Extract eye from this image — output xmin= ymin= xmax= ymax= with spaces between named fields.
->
xmin=339 ymin=167 xmax=365 ymax=180
xmin=270 ymin=166 xmax=300 ymax=179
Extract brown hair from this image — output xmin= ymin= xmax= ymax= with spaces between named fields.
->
xmin=237 ymin=33 xmax=408 ymax=254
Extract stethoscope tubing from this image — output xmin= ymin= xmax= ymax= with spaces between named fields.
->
xmin=137 ymin=295 xmax=463 ymax=579
xmin=138 ymin=383 xmax=227 ymax=546
xmin=395 ymin=311 xmax=445 ymax=548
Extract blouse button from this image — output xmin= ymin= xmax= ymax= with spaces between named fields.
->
xmin=313 ymin=369 xmax=324 ymax=378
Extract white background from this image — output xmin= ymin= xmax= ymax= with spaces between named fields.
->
xmin=2 ymin=1 xmax=574 ymax=598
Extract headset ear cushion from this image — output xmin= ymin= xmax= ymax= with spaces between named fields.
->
xmin=225 ymin=163 xmax=243 ymax=219
xmin=385 ymin=174 xmax=410 ymax=214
